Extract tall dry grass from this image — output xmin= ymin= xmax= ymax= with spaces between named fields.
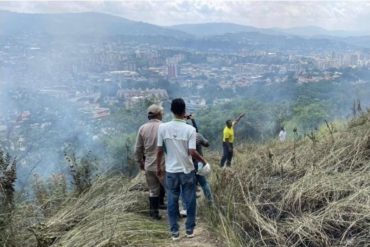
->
xmin=206 ymin=113 xmax=370 ymax=246
xmin=27 ymin=174 xmax=172 ymax=247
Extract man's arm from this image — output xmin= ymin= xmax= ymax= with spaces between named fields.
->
xmin=189 ymin=149 xmax=207 ymax=165
xmin=189 ymin=128 xmax=207 ymax=164
xmin=156 ymin=125 xmax=164 ymax=177
xmin=198 ymin=133 xmax=209 ymax=147
xmin=156 ymin=147 xmax=164 ymax=177
xmin=134 ymin=130 xmax=145 ymax=171
xmin=189 ymin=116 xmax=198 ymax=133
xmin=233 ymin=113 xmax=245 ymax=126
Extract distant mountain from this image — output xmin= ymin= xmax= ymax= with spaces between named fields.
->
xmin=2 ymin=11 xmax=370 ymax=51
xmin=170 ymin=22 xmax=368 ymax=38
xmin=280 ymin=25 xmax=366 ymax=38
xmin=0 ymin=11 xmax=190 ymax=38
xmin=195 ymin=32 xmax=353 ymax=53
xmin=342 ymin=36 xmax=370 ymax=49
xmin=170 ymin=23 xmax=267 ymax=36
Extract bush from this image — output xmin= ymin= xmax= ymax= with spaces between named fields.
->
xmin=65 ymin=151 xmax=98 ymax=194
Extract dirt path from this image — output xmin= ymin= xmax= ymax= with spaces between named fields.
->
xmin=158 ymin=209 xmax=224 ymax=247
xmin=160 ymin=215 xmax=223 ymax=247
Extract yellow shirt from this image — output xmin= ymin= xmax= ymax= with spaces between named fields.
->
xmin=223 ymin=126 xmax=234 ymax=143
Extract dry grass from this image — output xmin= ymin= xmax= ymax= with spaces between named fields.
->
xmin=207 ymin=113 xmax=370 ymax=246
xmin=7 ymin=113 xmax=370 ymax=247
xmin=30 ymin=173 xmax=224 ymax=247
xmin=10 ymin=169 xmax=224 ymax=247
xmin=28 ymin=174 xmax=173 ymax=247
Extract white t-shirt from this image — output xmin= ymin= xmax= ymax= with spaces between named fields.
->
xmin=157 ymin=119 xmax=196 ymax=174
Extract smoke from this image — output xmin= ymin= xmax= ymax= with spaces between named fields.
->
xmin=0 ymin=20 xmax=124 ymax=191
xmin=2 ymin=9 xmax=370 ymax=193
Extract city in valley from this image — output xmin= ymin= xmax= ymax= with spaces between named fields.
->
xmin=1 ymin=11 xmax=370 ymax=178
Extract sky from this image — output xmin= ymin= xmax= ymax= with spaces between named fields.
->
xmin=1 ymin=0 xmax=370 ymax=32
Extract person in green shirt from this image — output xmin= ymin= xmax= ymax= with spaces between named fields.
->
xmin=220 ymin=113 xmax=245 ymax=168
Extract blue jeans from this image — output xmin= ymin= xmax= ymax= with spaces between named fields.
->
xmin=181 ymin=174 xmax=213 ymax=207
xmin=166 ymin=171 xmax=197 ymax=234
xmin=196 ymin=174 xmax=213 ymax=203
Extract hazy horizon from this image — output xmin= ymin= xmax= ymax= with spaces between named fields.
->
xmin=1 ymin=1 xmax=370 ymax=33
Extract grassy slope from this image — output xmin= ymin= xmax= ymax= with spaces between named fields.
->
xmin=27 ymin=174 xmax=223 ymax=247
xmin=13 ymin=112 xmax=370 ymax=247
xmin=206 ymin=113 xmax=370 ymax=246
xmin=39 ymin=176 xmax=169 ymax=247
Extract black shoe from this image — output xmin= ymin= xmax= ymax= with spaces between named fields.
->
xmin=149 ymin=197 xmax=162 ymax=220
xmin=159 ymin=187 xmax=167 ymax=209
xmin=186 ymin=229 xmax=194 ymax=238
xmin=150 ymin=211 xmax=162 ymax=220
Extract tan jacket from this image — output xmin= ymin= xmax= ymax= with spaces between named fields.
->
xmin=134 ymin=119 xmax=164 ymax=172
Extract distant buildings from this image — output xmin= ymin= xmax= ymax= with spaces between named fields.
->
xmin=93 ymin=107 xmax=110 ymax=119
xmin=167 ymin=64 xmax=178 ymax=78
xmin=117 ymin=88 xmax=169 ymax=109
xmin=183 ymin=96 xmax=207 ymax=112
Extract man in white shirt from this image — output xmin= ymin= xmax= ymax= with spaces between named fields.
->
xmin=157 ymin=98 xmax=207 ymax=240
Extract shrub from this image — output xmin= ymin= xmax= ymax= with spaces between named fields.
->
xmin=65 ymin=151 xmax=97 ymax=194
xmin=0 ymin=150 xmax=16 ymax=246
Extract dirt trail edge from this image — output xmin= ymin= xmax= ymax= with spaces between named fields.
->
xmin=159 ymin=209 xmax=224 ymax=247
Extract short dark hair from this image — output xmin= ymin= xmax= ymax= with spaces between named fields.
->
xmin=226 ymin=119 xmax=232 ymax=125
xmin=171 ymin=98 xmax=186 ymax=116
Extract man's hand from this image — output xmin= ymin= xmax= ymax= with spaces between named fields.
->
xmin=189 ymin=149 xmax=207 ymax=166
xmin=185 ymin=113 xmax=193 ymax=120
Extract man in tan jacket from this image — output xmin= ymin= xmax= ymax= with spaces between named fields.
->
xmin=134 ymin=104 xmax=166 ymax=220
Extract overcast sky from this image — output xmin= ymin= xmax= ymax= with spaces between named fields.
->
xmin=1 ymin=1 xmax=370 ymax=32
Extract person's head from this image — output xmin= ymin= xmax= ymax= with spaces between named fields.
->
xmin=281 ymin=127 xmax=285 ymax=131
xmin=226 ymin=119 xmax=232 ymax=128
xmin=147 ymin=104 xmax=163 ymax=120
xmin=170 ymin=98 xmax=186 ymax=118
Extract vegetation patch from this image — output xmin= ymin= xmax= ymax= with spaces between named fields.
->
xmin=207 ymin=112 xmax=370 ymax=246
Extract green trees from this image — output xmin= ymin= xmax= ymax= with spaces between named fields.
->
xmin=196 ymin=100 xmax=281 ymax=146
xmin=104 ymin=133 xmax=137 ymax=176
xmin=195 ymin=97 xmax=335 ymax=146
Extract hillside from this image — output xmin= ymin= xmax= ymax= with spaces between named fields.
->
xmin=170 ymin=23 xmax=367 ymax=38
xmin=206 ymin=112 xmax=370 ymax=246
xmin=4 ymin=112 xmax=370 ymax=247
xmin=170 ymin=23 xmax=265 ymax=36
xmin=0 ymin=11 xmax=189 ymax=38
xmin=2 ymin=10 xmax=370 ymax=51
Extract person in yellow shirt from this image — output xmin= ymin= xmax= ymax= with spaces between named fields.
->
xmin=221 ymin=113 xmax=245 ymax=168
